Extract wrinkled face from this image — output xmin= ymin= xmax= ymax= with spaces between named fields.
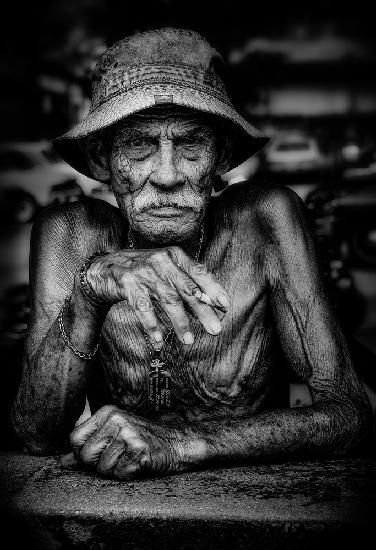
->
xmin=107 ymin=108 xmax=220 ymax=244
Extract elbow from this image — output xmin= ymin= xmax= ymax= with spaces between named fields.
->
xmin=346 ymin=397 xmax=373 ymax=450
xmin=11 ymin=404 xmax=63 ymax=456
xmin=328 ymin=397 xmax=373 ymax=454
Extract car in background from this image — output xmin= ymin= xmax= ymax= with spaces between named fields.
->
xmin=0 ymin=141 xmax=99 ymax=223
xmin=262 ymin=133 xmax=331 ymax=176
xmin=306 ymin=178 xmax=376 ymax=268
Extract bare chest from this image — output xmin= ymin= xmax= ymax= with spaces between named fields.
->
xmin=99 ymin=240 xmax=275 ymax=414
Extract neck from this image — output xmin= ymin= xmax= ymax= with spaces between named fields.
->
xmin=129 ymin=226 xmax=205 ymax=259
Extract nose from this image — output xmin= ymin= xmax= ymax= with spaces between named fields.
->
xmin=149 ymin=140 xmax=185 ymax=189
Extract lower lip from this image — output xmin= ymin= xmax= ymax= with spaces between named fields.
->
xmin=146 ymin=207 xmax=186 ymax=217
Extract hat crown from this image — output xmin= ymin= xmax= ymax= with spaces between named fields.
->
xmin=91 ymin=28 xmax=227 ymax=106
xmin=94 ymin=28 xmax=224 ymax=78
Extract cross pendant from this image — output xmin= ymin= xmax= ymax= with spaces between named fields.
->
xmin=148 ymin=358 xmax=172 ymax=412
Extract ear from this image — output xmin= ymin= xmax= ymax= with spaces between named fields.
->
xmin=215 ymin=133 xmax=232 ymax=176
xmin=80 ymin=134 xmax=111 ymax=182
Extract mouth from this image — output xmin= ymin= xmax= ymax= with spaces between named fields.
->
xmin=144 ymin=206 xmax=189 ymax=218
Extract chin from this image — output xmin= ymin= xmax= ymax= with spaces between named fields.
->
xmin=131 ymin=214 xmax=201 ymax=245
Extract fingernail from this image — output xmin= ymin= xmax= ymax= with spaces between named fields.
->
xmin=183 ymin=331 xmax=194 ymax=344
xmin=217 ymin=293 xmax=230 ymax=309
xmin=208 ymin=319 xmax=222 ymax=335
xmin=199 ymin=292 xmax=214 ymax=306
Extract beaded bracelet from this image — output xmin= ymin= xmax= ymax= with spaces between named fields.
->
xmin=79 ymin=251 xmax=109 ymax=305
xmin=59 ymin=297 xmax=100 ymax=360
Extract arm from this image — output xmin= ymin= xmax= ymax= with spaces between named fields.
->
xmin=11 ymin=207 xmax=109 ymax=454
xmin=66 ymin=186 xmax=372 ymax=478
xmin=12 ymin=204 xmax=230 ymax=456
xmin=183 ymin=186 xmax=372 ymax=463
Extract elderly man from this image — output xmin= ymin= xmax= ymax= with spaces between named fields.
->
xmin=12 ymin=28 xmax=371 ymax=480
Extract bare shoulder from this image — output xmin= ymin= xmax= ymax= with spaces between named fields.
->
xmin=29 ymin=198 xmax=127 ymax=302
xmin=31 ymin=198 xmax=127 ymax=258
xmin=255 ymin=183 xmax=307 ymax=226
xmin=212 ymin=181 xmax=306 ymax=236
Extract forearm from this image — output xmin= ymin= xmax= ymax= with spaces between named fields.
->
xmin=177 ymin=399 xmax=372 ymax=469
xmin=12 ymin=277 xmax=109 ymax=454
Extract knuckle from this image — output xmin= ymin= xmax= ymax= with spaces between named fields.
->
xmin=135 ymin=294 xmax=153 ymax=312
xmin=151 ymin=249 xmax=170 ymax=264
xmin=161 ymin=288 xmax=181 ymax=306
xmin=185 ymin=281 xmax=200 ymax=295
xmin=100 ymin=404 xmax=118 ymax=416
xmin=119 ymin=426 xmax=139 ymax=442
xmin=190 ymin=262 xmax=208 ymax=276
xmin=119 ymin=273 xmax=130 ymax=290
xmin=108 ymin=411 xmax=125 ymax=426
xmin=137 ymin=266 xmax=155 ymax=280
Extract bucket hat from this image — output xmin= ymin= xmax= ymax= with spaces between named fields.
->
xmin=53 ymin=28 xmax=268 ymax=178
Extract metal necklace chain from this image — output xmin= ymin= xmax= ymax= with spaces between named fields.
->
xmin=127 ymin=224 xmax=205 ymax=358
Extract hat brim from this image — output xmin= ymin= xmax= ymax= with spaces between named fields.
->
xmin=53 ymin=83 xmax=269 ymax=178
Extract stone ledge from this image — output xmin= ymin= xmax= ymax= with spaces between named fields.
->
xmin=1 ymin=453 xmax=375 ymax=549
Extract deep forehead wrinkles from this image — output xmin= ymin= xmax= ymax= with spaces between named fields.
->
xmin=116 ymin=109 xmax=216 ymax=140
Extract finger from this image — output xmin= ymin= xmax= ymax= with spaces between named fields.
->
xmin=113 ymin=441 xmax=148 ymax=481
xmin=70 ymin=405 xmax=117 ymax=458
xmin=97 ymin=439 xmax=126 ymax=477
xmin=190 ymin=291 xmax=226 ymax=318
xmin=166 ymin=268 xmax=224 ymax=335
xmin=188 ymin=261 xmax=230 ymax=310
xmin=79 ymin=422 xmax=120 ymax=465
xmin=153 ymin=280 xmax=194 ymax=345
xmin=182 ymin=293 xmax=223 ymax=335
xmin=98 ymin=425 xmax=148 ymax=479
xmin=168 ymin=247 xmax=230 ymax=311
xmin=128 ymin=286 xmax=165 ymax=349
xmin=60 ymin=452 xmax=81 ymax=470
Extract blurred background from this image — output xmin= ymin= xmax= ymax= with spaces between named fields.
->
xmin=0 ymin=0 xmax=375 ymax=448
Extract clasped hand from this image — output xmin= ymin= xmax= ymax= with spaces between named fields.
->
xmin=84 ymin=246 xmax=230 ymax=346
xmin=61 ymin=405 xmax=183 ymax=480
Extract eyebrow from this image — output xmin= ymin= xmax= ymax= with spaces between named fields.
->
xmin=175 ymin=126 xmax=212 ymax=137
xmin=118 ymin=126 xmax=213 ymax=139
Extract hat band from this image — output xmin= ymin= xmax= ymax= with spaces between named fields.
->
xmin=92 ymin=64 xmax=228 ymax=109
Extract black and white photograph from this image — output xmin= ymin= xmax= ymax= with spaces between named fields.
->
xmin=0 ymin=1 xmax=375 ymax=548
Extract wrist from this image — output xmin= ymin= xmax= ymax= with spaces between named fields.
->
xmin=72 ymin=272 xmax=110 ymax=320
xmin=79 ymin=251 xmax=109 ymax=308
xmin=173 ymin=426 xmax=212 ymax=469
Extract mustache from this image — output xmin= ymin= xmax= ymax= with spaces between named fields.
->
xmin=133 ymin=190 xmax=203 ymax=213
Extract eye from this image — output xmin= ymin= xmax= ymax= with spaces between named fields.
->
xmin=129 ymin=138 xmax=147 ymax=148
xmin=122 ymin=136 xmax=156 ymax=160
xmin=176 ymin=135 xmax=209 ymax=160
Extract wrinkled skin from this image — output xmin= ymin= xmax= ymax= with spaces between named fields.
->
xmin=62 ymin=406 xmax=183 ymax=480
xmin=12 ymin=108 xmax=372 ymax=480
xmin=109 ymin=108 xmax=218 ymax=244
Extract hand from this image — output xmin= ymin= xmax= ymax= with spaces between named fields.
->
xmin=82 ymin=246 xmax=230 ymax=346
xmin=61 ymin=405 xmax=183 ymax=480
